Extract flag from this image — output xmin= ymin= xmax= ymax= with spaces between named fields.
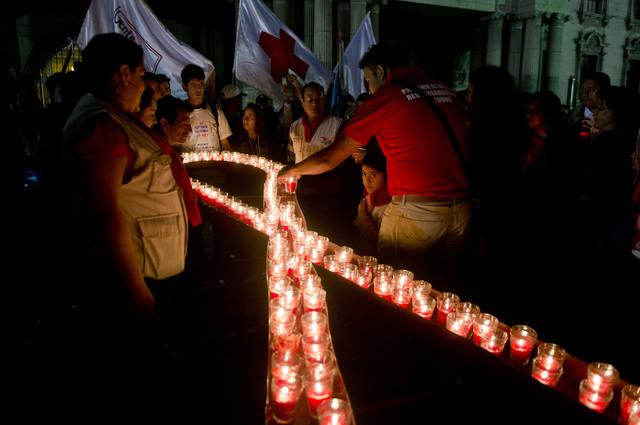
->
xmin=234 ymin=0 xmax=333 ymax=110
xmin=329 ymin=35 xmax=344 ymax=116
xmin=341 ymin=12 xmax=376 ymax=99
xmin=77 ymin=0 xmax=214 ymax=99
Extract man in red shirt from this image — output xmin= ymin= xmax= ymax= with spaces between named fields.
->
xmin=279 ymin=43 xmax=471 ymax=287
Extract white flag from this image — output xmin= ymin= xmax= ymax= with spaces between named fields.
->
xmin=340 ymin=13 xmax=376 ymax=99
xmin=77 ymin=0 xmax=214 ymax=99
xmin=234 ymin=0 xmax=332 ymax=110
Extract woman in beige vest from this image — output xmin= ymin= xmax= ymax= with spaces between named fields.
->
xmin=63 ymin=34 xmax=188 ymax=323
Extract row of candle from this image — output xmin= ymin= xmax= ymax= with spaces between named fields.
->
xmin=191 ymin=153 xmax=636 ymax=423
xmin=265 ymin=215 xmax=352 ymax=423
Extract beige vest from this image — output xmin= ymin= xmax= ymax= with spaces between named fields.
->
xmin=64 ymin=94 xmax=188 ymax=279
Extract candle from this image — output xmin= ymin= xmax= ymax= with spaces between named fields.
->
xmin=341 ymin=264 xmax=359 ymax=282
xmin=579 ymin=379 xmax=614 ymax=413
xmin=323 ymin=255 xmax=340 ymax=273
xmin=391 ymin=283 xmax=413 ymax=309
xmin=373 ymin=276 xmax=391 ymax=300
xmin=412 ymin=295 xmax=436 ymax=319
xmin=306 ymin=377 xmax=335 ymax=417
xmin=536 ymin=343 xmax=566 ymax=373
xmin=531 ymin=356 xmax=563 ymax=387
xmin=334 ymin=246 xmax=354 ymax=264
xmin=436 ymin=292 xmax=460 ymax=325
xmin=480 ymin=328 xmax=509 ymax=355
xmin=317 ymin=398 xmax=352 ymax=425
xmin=284 ymin=176 xmax=298 ymax=193
xmin=509 ymin=325 xmax=537 ymax=366
xmin=586 ymin=362 xmax=619 ymax=393
xmin=446 ymin=312 xmax=473 ymax=338
xmin=310 ymin=248 xmax=325 ymax=264
xmin=472 ymin=313 xmax=498 ymax=345
xmin=303 ymin=287 xmax=326 ymax=312
xmin=269 ymin=276 xmax=292 ymax=299
xmin=271 ymin=376 xmax=302 ymax=423
xmin=357 ymin=255 xmax=378 ymax=275
xmin=302 ymin=332 xmax=330 ymax=362
xmin=301 ymin=311 xmax=328 ymax=337
xmin=271 ymin=351 xmax=302 ymax=381
xmin=620 ymin=384 xmax=640 ymax=425
xmin=269 ymin=310 xmax=296 ymax=341
xmin=355 ymin=271 xmax=372 ymax=288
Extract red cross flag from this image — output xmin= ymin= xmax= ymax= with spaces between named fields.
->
xmin=234 ymin=0 xmax=332 ymax=110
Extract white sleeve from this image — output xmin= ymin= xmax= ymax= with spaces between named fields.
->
xmin=216 ymin=106 xmax=233 ymax=139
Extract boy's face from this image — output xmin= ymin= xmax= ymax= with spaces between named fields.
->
xmin=184 ymin=78 xmax=205 ymax=105
xmin=362 ymin=165 xmax=385 ymax=195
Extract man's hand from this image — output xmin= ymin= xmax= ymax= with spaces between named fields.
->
xmin=277 ymin=164 xmax=299 ymax=183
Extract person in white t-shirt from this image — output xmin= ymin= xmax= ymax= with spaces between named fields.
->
xmin=288 ymin=82 xmax=341 ymax=164
xmin=180 ymin=64 xmax=232 ymax=152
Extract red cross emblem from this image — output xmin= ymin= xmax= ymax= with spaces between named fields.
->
xmin=258 ymin=29 xmax=309 ymax=81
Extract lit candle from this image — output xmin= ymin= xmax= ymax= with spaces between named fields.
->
xmin=412 ymin=295 xmax=436 ymax=319
xmin=323 ymin=255 xmax=340 ymax=273
xmin=373 ymin=276 xmax=391 ymax=300
xmin=271 ymin=377 xmax=301 ymax=423
xmin=317 ymin=398 xmax=352 ymax=425
xmin=579 ymin=379 xmax=614 ymax=413
xmin=334 ymin=246 xmax=353 ymax=264
xmin=284 ymin=176 xmax=298 ymax=193
xmin=306 ymin=378 xmax=334 ymax=418
xmin=586 ymin=362 xmax=619 ymax=394
xmin=303 ymin=287 xmax=326 ymax=312
xmin=480 ymin=328 xmax=509 ymax=355
xmin=356 ymin=271 xmax=372 ymax=288
xmin=509 ymin=325 xmax=537 ymax=366
xmin=301 ymin=312 xmax=328 ymax=337
xmin=436 ymin=292 xmax=460 ymax=325
xmin=531 ymin=356 xmax=563 ymax=387
xmin=446 ymin=312 xmax=473 ymax=338
xmin=620 ymin=384 xmax=640 ymax=425
xmin=472 ymin=313 xmax=498 ymax=345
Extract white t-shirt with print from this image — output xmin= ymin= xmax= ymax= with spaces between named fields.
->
xmin=183 ymin=103 xmax=233 ymax=152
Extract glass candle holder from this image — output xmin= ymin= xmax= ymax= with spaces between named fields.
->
xmin=531 ymin=356 xmax=563 ymax=387
xmin=271 ymin=374 xmax=303 ymax=424
xmin=412 ymin=280 xmax=432 ymax=300
xmin=323 ymin=255 xmax=340 ymax=273
xmin=391 ymin=280 xmax=413 ymax=308
xmin=341 ymin=263 xmax=359 ymax=282
xmin=268 ymin=258 xmax=289 ymax=279
xmin=620 ymin=384 xmax=640 ymax=425
xmin=334 ymin=246 xmax=354 ymax=264
xmin=436 ymin=292 xmax=460 ymax=325
xmin=302 ymin=331 xmax=331 ymax=362
xmin=271 ymin=350 xmax=303 ymax=381
xmin=303 ymin=287 xmax=327 ymax=312
xmin=355 ymin=271 xmax=373 ymax=288
xmin=284 ymin=175 xmax=298 ymax=193
xmin=305 ymin=373 xmax=335 ymax=418
xmin=299 ymin=274 xmax=322 ymax=291
xmin=373 ymin=276 xmax=392 ymax=300
xmin=269 ymin=276 xmax=293 ymax=299
xmin=536 ymin=343 xmax=567 ymax=372
xmin=509 ymin=325 xmax=537 ymax=366
xmin=579 ymin=378 xmax=614 ymax=413
xmin=373 ymin=264 xmax=393 ymax=281
xmin=412 ymin=294 xmax=436 ymax=319
xmin=392 ymin=269 xmax=414 ymax=288
xmin=472 ymin=313 xmax=499 ymax=345
xmin=357 ymin=255 xmax=378 ymax=276
xmin=270 ymin=296 xmax=296 ymax=316
xmin=480 ymin=327 xmax=509 ymax=355
xmin=586 ymin=362 xmax=620 ymax=395
xmin=317 ymin=398 xmax=352 ymax=425
xmin=446 ymin=311 xmax=473 ymax=338
xmin=301 ymin=311 xmax=328 ymax=337
xmin=279 ymin=286 xmax=301 ymax=314
xmin=270 ymin=310 xmax=296 ymax=341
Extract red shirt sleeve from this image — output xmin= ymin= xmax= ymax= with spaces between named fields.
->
xmin=75 ymin=113 xmax=135 ymax=181
xmin=343 ymin=90 xmax=391 ymax=146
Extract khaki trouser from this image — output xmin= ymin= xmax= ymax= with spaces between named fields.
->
xmin=377 ymin=196 xmax=471 ymax=290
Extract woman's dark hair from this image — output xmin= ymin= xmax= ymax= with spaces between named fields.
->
xmin=81 ymin=33 xmax=143 ymax=99
xmin=361 ymin=140 xmax=386 ymax=174
xmin=243 ymin=103 xmax=264 ymax=128
xmin=139 ymin=86 xmax=155 ymax=111
xmin=529 ymin=90 xmax=564 ymax=128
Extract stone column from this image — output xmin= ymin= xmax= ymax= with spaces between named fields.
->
xmin=521 ymin=13 xmax=543 ymax=93
xmin=273 ymin=0 xmax=291 ymax=27
xmin=370 ymin=2 xmax=380 ymax=41
xmin=470 ymin=19 xmax=484 ymax=71
xmin=337 ymin=1 xmax=350 ymax=41
xmin=485 ymin=12 xmax=504 ymax=66
xmin=314 ymin=0 xmax=333 ymax=68
xmin=304 ymin=0 xmax=314 ymax=49
xmin=546 ymin=13 xmax=568 ymax=98
xmin=350 ymin=0 xmax=367 ymax=40
xmin=507 ymin=18 xmax=523 ymax=86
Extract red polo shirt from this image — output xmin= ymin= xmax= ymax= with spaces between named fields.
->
xmin=343 ymin=66 xmax=469 ymax=199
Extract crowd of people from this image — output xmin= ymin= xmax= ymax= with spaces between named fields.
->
xmin=6 ymin=33 xmax=640 ymax=398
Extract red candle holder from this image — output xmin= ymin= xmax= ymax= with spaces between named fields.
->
xmin=317 ymin=398 xmax=352 ymax=425
xmin=436 ymin=292 xmax=460 ymax=325
xmin=579 ymin=378 xmax=614 ymax=413
xmin=480 ymin=327 xmax=509 ymax=355
xmin=620 ymin=384 xmax=640 ymax=425
xmin=509 ymin=325 xmax=537 ymax=366
xmin=412 ymin=295 xmax=436 ymax=319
